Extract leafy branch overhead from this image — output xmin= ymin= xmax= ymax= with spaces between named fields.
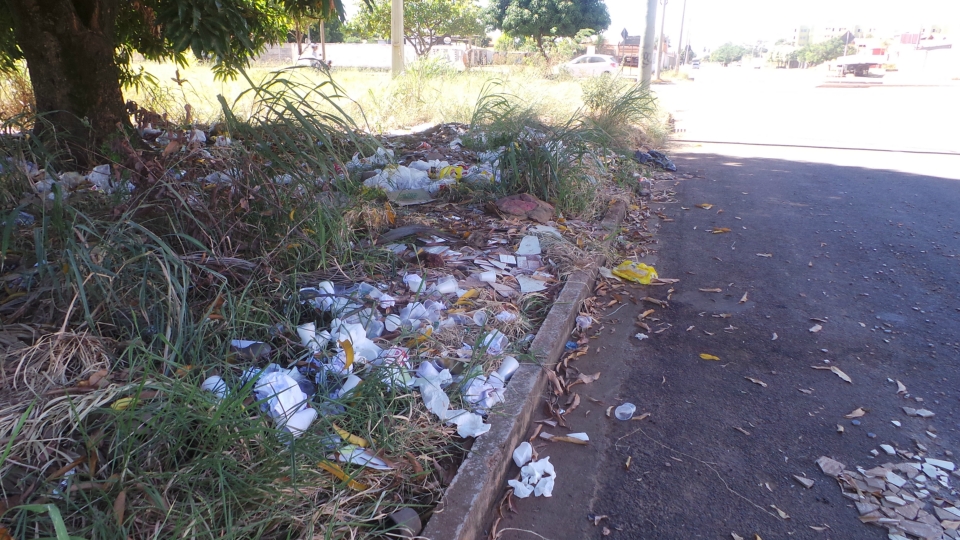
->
xmin=347 ymin=0 xmax=485 ymax=58
xmin=0 ymin=0 xmax=369 ymax=165
xmin=486 ymin=0 xmax=611 ymax=58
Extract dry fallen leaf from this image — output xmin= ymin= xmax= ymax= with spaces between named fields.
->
xmin=602 ymin=527 xmax=611 ymax=536
xmin=739 ymin=292 xmax=748 ymax=304
xmin=734 ymin=427 xmax=751 ymax=436
xmin=771 ymin=505 xmax=790 ymax=519
xmin=696 ymin=203 xmax=714 ymax=209
xmin=810 ymin=526 xmax=829 ymax=532
xmin=540 ymin=432 xmax=588 ymax=445
xmin=830 ymin=366 xmax=852 ymax=383
xmin=809 ymin=324 xmax=823 ymax=333
xmin=700 ymin=353 xmax=720 ymax=361
xmin=699 ymin=288 xmax=723 ymax=293
xmin=745 ymin=377 xmax=767 ymax=388
xmin=732 ymin=534 xmax=744 ymax=540
xmin=837 ymin=424 xmax=844 ymax=433
xmin=632 ymin=413 xmax=651 ymax=421
xmin=811 ymin=365 xmax=852 ymax=383
xmin=625 ymin=456 xmax=632 ymax=470
xmin=711 ymin=227 xmax=732 ymax=234
xmin=798 ymin=388 xmax=813 ymax=394
xmin=756 ymin=253 xmax=773 ymax=257
xmin=844 ymin=407 xmax=866 ymax=419
xmin=896 ymin=380 xmax=907 ymax=394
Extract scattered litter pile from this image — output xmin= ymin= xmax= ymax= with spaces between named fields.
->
xmin=818 ymin=453 xmax=960 ymax=539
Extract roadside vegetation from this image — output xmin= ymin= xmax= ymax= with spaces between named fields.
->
xmin=0 ymin=55 xmax=664 ymax=539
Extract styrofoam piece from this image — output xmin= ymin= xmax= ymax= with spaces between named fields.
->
xmin=513 ymin=442 xmax=533 ymax=467
xmin=201 ymin=375 xmax=228 ymax=399
xmin=284 ymin=408 xmax=317 ymax=437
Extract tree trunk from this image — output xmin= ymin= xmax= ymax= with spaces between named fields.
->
xmin=5 ymin=0 xmax=131 ymax=168
xmin=535 ymin=34 xmax=547 ymax=60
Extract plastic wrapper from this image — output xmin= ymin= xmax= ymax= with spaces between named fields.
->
xmin=611 ymin=261 xmax=659 ymax=285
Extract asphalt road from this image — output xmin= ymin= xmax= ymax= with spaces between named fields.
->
xmin=494 ymin=144 xmax=960 ymax=540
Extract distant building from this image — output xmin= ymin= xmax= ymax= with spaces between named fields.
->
xmin=788 ymin=24 xmax=877 ymax=46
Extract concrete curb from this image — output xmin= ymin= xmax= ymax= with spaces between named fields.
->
xmin=421 ymin=201 xmax=628 ymax=540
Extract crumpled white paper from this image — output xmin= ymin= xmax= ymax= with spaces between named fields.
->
xmin=252 ymin=372 xmax=308 ymax=426
xmin=443 ymin=409 xmax=491 ymax=438
xmin=415 ymin=368 xmax=452 ymax=417
xmin=508 ymin=454 xmax=556 ymax=498
xmin=462 ymin=375 xmax=505 ymax=412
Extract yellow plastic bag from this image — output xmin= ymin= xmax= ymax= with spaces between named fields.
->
xmin=611 ymin=261 xmax=658 ymax=285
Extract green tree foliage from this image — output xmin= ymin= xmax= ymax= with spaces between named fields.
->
xmin=486 ymin=0 xmax=611 ymax=58
xmin=347 ymin=0 xmax=485 ymax=57
xmin=709 ymin=42 xmax=748 ymax=65
xmin=0 ymin=0 xmax=357 ymax=164
xmin=796 ymin=37 xmax=855 ymax=66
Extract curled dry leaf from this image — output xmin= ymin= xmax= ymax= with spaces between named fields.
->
xmin=896 ymin=380 xmax=907 ymax=394
xmin=700 ymin=353 xmax=720 ymax=361
xmin=540 ymin=432 xmax=588 ymax=445
xmin=567 ymin=372 xmax=601 ymax=390
xmin=739 ymin=292 xmax=748 ymax=304
xmin=745 ymin=377 xmax=767 ymax=388
xmin=837 ymin=424 xmax=844 ymax=433
xmin=756 ymin=253 xmax=773 ymax=257
xmin=844 ymin=407 xmax=866 ymax=419
xmin=711 ymin=227 xmax=732 ymax=234
xmin=809 ymin=324 xmax=823 ymax=333
xmin=699 ymin=288 xmax=722 ymax=293
xmin=810 ymin=526 xmax=829 ymax=532
xmin=632 ymin=412 xmax=651 ymax=421
xmin=771 ymin=505 xmax=790 ymax=519
xmin=696 ymin=203 xmax=714 ymax=209
xmin=734 ymin=427 xmax=751 ymax=436
xmin=732 ymin=534 xmax=745 ymax=540
xmin=564 ymin=393 xmax=581 ymax=416
xmin=811 ymin=365 xmax=852 ymax=383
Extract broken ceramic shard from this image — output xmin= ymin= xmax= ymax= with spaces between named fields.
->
xmin=816 ymin=456 xmax=846 ymax=477
xmin=517 ymin=275 xmax=547 ymax=293
xmin=516 ymin=236 xmax=542 ymax=255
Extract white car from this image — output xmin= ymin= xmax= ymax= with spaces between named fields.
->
xmin=557 ymin=54 xmax=620 ymax=77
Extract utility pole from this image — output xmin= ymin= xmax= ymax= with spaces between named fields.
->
xmin=391 ymin=0 xmax=404 ymax=78
xmin=320 ymin=20 xmax=327 ymax=64
xmin=641 ymin=0 xmax=657 ymax=87
xmin=674 ymin=0 xmax=687 ymax=74
xmin=655 ymin=0 xmax=668 ymax=81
